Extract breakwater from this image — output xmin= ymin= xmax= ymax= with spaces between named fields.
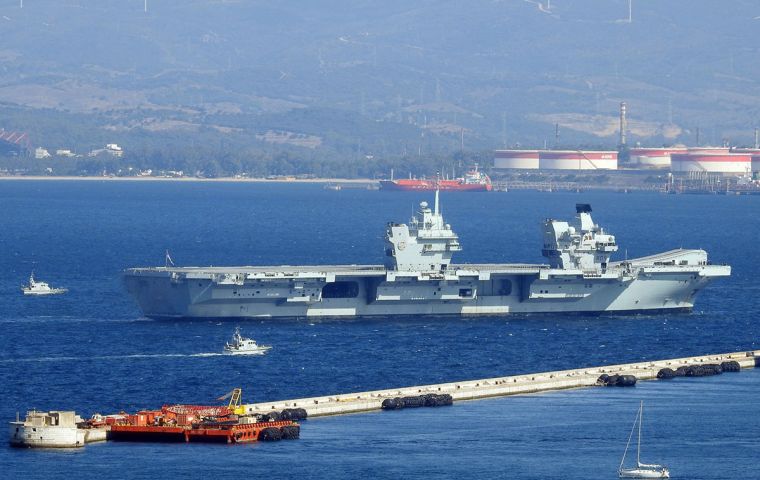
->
xmin=11 ymin=349 xmax=757 ymax=449
xmin=242 ymin=350 xmax=759 ymax=418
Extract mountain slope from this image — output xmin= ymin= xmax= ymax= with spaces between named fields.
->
xmin=2 ymin=0 xmax=760 ymax=165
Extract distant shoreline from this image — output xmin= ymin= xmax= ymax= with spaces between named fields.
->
xmin=0 ymin=175 xmax=379 ymax=184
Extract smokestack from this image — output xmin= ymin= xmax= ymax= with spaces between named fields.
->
xmin=755 ymin=127 xmax=759 ymax=149
xmin=619 ymin=102 xmax=627 ymax=146
xmin=696 ymin=127 xmax=700 ymax=147
xmin=554 ymin=123 xmax=559 ymax=148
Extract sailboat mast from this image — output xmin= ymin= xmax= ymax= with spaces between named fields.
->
xmin=637 ymin=401 xmax=643 ymax=466
xmin=620 ymin=406 xmax=638 ymax=472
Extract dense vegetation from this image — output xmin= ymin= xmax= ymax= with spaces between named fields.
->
xmin=0 ymin=146 xmax=495 ymax=179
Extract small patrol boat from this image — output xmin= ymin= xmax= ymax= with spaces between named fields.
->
xmin=223 ymin=327 xmax=271 ymax=355
xmin=21 ymin=272 xmax=68 ymax=296
xmin=618 ymin=402 xmax=670 ymax=478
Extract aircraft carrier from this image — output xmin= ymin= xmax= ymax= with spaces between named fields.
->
xmin=123 ymin=193 xmax=730 ymax=319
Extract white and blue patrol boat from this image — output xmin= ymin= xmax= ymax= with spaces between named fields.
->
xmin=123 ymin=192 xmax=730 ymax=320
xmin=223 ymin=327 xmax=271 ymax=355
xmin=21 ymin=272 xmax=67 ymax=296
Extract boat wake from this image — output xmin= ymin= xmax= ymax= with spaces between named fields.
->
xmin=0 ymin=352 xmax=225 ymax=363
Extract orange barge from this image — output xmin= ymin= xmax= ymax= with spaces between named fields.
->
xmin=105 ymin=394 xmax=301 ymax=444
xmin=109 ymin=420 xmax=299 ymax=444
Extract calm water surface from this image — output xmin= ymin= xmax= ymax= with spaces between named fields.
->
xmin=0 ymin=181 xmax=757 ymax=479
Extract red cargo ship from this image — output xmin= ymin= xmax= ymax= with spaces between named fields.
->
xmin=379 ymin=166 xmax=492 ymax=192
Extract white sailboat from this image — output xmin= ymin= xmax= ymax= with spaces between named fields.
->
xmin=619 ymin=401 xmax=670 ymax=478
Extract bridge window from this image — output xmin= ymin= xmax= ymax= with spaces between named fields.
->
xmin=499 ymin=279 xmax=512 ymax=296
xmin=459 ymin=288 xmax=473 ymax=297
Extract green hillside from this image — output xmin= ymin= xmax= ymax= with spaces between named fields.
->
xmin=1 ymin=0 xmax=759 ymax=176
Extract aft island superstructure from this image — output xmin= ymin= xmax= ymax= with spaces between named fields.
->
xmin=123 ymin=192 xmax=730 ymax=319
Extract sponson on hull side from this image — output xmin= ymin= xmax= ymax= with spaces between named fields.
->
xmin=123 ymin=194 xmax=730 ymax=320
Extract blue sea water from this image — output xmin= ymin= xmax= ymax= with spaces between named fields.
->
xmin=0 ymin=181 xmax=758 ymax=479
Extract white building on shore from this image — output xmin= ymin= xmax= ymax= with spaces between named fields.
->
xmin=34 ymin=147 xmax=51 ymax=159
xmin=55 ymin=149 xmax=76 ymax=157
xmin=105 ymin=144 xmax=123 ymax=157
xmin=88 ymin=144 xmax=125 ymax=158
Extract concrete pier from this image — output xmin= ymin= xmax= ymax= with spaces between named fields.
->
xmin=243 ymin=350 xmax=759 ymax=418
xmin=83 ymin=428 xmax=108 ymax=443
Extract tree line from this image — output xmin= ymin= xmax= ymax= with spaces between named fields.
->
xmin=0 ymin=146 xmax=495 ymax=179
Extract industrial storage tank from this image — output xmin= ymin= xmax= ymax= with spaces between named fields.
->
xmin=538 ymin=150 xmax=618 ymax=170
xmin=736 ymin=150 xmax=760 ymax=178
xmin=628 ymin=147 xmax=687 ymax=169
xmin=670 ymin=152 xmax=752 ymax=174
xmin=731 ymin=148 xmax=760 ymax=156
xmin=687 ymin=147 xmax=730 ymax=154
xmin=494 ymin=150 xmax=539 ymax=170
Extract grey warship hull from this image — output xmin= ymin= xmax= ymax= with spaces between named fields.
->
xmin=124 ymin=198 xmax=729 ymax=320
xmin=123 ymin=250 xmax=729 ymax=320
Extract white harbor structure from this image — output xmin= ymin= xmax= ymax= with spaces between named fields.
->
xmin=123 ymin=194 xmax=730 ymax=320
xmin=9 ymin=411 xmax=86 ymax=448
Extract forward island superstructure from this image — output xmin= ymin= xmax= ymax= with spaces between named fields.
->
xmin=124 ymin=193 xmax=730 ymax=319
